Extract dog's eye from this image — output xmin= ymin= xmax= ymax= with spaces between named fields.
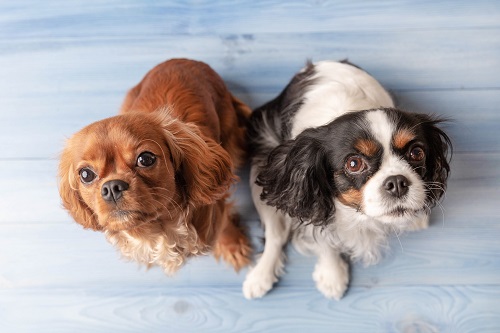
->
xmin=408 ymin=145 xmax=425 ymax=162
xmin=79 ymin=168 xmax=97 ymax=184
xmin=137 ymin=151 xmax=157 ymax=168
xmin=345 ymin=156 xmax=366 ymax=173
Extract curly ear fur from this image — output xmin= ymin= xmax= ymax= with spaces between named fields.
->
xmin=256 ymin=131 xmax=335 ymax=226
xmin=419 ymin=116 xmax=453 ymax=206
xmin=58 ymin=146 xmax=102 ymax=231
xmin=161 ymin=115 xmax=235 ymax=206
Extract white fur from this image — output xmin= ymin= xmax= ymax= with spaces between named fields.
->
xmin=362 ymin=111 xmax=428 ymax=224
xmin=312 ymin=247 xmax=349 ymax=300
xmin=104 ymin=211 xmax=207 ymax=276
xmin=243 ymin=165 xmax=291 ymax=299
xmin=291 ymin=61 xmax=394 ymax=138
xmin=243 ymin=61 xmax=429 ymax=300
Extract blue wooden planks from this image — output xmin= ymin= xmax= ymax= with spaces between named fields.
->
xmin=0 ymin=30 xmax=499 ymax=159
xmin=1 ymin=286 xmax=499 ymax=333
xmin=1 ymin=0 xmax=499 ymax=38
xmin=1 ymin=154 xmax=499 ymax=289
xmin=0 ymin=0 xmax=499 ymax=331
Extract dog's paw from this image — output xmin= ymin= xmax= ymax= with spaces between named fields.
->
xmin=242 ymin=268 xmax=277 ymax=299
xmin=213 ymin=215 xmax=252 ymax=271
xmin=214 ymin=237 xmax=252 ymax=272
xmin=312 ymin=258 xmax=349 ymax=300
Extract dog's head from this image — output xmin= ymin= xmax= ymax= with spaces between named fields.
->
xmin=257 ymin=108 xmax=451 ymax=226
xmin=59 ymin=110 xmax=234 ymax=232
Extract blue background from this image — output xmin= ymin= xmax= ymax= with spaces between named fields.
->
xmin=0 ymin=1 xmax=499 ymax=332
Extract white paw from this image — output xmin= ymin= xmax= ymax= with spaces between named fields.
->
xmin=242 ymin=268 xmax=277 ymax=299
xmin=312 ymin=259 xmax=349 ymax=300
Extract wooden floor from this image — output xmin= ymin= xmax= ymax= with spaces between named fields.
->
xmin=1 ymin=1 xmax=499 ymax=332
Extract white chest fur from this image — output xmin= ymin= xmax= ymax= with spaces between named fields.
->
xmin=104 ymin=219 xmax=206 ymax=275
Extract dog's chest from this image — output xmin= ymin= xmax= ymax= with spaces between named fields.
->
xmin=105 ymin=225 xmax=207 ymax=274
xmin=290 ymin=207 xmax=390 ymax=265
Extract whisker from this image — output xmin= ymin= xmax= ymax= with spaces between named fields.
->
xmin=424 ymin=183 xmax=447 ymax=201
xmin=153 ymin=193 xmax=183 ymax=212
xmin=134 ymin=190 xmax=184 ymax=217
xmin=391 ymin=225 xmax=404 ymax=253
xmin=149 ymin=198 xmax=173 ymax=220
xmin=435 ymin=201 xmax=446 ymax=228
xmin=133 ymin=185 xmax=181 ymax=204
xmin=424 ymin=196 xmax=446 ymax=228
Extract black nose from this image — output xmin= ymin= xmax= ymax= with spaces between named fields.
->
xmin=101 ymin=180 xmax=129 ymax=202
xmin=383 ymin=175 xmax=410 ymax=198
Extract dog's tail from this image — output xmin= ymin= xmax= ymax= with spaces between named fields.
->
xmin=232 ymin=95 xmax=252 ymax=127
xmin=247 ymin=61 xmax=318 ymax=161
xmin=247 ymin=103 xmax=282 ymax=160
xmin=221 ymin=95 xmax=252 ymax=170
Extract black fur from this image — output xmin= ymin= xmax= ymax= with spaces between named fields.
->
xmin=256 ymin=111 xmax=381 ymax=226
xmin=255 ymin=108 xmax=452 ymax=226
xmin=250 ymin=61 xmax=452 ymax=227
xmin=256 ymin=128 xmax=334 ymax=226
xmin=385 ymin=108 xmax=452 ymax=206
xmin=412 ymin=115 xmax=452 ymax=206
xmin=247 ymin=61 xmax=317 ymax=158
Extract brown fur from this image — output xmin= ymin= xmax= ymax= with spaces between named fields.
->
xmin=393 ymin=128 xmax=416 ymax=150
xmin=59 ymin=59 xmax=252 ymax=274
xmin=338 ymin=188 xmax=363 ymax=209
xmin=354 ymin=138 xmax=380 ymax=157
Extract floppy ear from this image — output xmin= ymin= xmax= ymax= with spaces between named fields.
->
xmin=256 ymin=130 xmax=335 ymax=226
xmin=58 ymin=146 xmax=102 ymax=231
xmin=419 ymin=115 xmax=453 ymax=206
xmin=162 ymin=117 xmax=235 ymax=206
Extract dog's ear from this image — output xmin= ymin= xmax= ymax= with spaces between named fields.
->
xmin=256 ymin=129 xmax=335 ymax=226
xmin=161 ymin=116 xmax=235 ymax=206
xmin=58 ymin=145 xmax=102 ymax=231
xmin=418 ymin=115 xmax=452 ymax=206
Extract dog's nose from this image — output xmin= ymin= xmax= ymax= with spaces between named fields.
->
xmin=383 ymin=175 xmax=410 ymax=198
xmin=101 ymin=180 xmax=129 ymax=202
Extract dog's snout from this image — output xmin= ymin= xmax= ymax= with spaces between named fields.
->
xmin=101 ymin=180 xmax=129 ymax=202
xmin=383 ymin=175 xmax=410 ymax=198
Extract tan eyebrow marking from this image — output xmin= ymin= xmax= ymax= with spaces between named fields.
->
xmin=393 ymin=128 xmax=416 ymax=149
xmin=354 ymin=139 xmax=379 ymax=157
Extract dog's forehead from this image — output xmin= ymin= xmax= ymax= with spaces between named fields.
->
xmin=322 ymin=111 xmax=378 ymax=152
xmin=323 ymin=108 xmax=421 ymax=161
xmin=75 ymin=115 xmax=161 ymax=163
xmin=366 ymin=109 xmax=421 ymax=152
xmin=364 ymin=110 xmax=395 ymax=151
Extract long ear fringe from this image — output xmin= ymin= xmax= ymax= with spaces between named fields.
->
xmin=422 ymin=116 xmax=453 ymax=206
xmin=58 ymin=148 xmax=102 ymax=231
xmin=256 ymin=135 xmax=334 ymax=226
xmin=161 ymin=117 xmax=235 ymax=206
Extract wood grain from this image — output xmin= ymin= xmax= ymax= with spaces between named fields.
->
xmin=0 ymin=0 xmax=499 ymax=331
xmin=0 ymin=154 xmax=499 ymax=290
xmin=0 ymin=31 xmax=499 ymax=158
xmin=1 ymin=286 xmax=499 ymax=333
xmin=1 ymin=0 xmax=498 ymax=38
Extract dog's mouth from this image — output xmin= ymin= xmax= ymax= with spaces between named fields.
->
xmin=104 ymin=209 xmax=155 ymax=231
xmin=110 ymin=209 xmax=139 ymax=220
xmin=388 ymin=206 xmax=411 ymax=216
xmin=384 ymin=206 xmax=423 ymax=219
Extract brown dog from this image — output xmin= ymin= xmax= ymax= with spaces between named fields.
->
xmin=59 ymin=59 xmax=252 ymax=274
